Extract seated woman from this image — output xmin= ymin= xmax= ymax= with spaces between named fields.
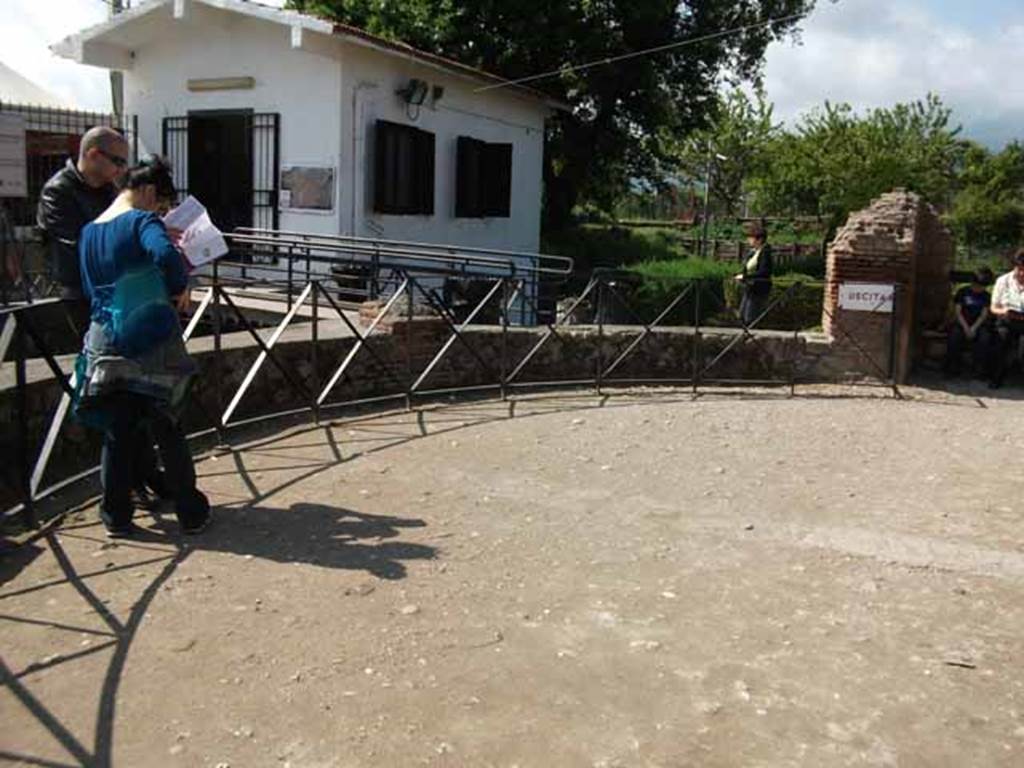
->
xmin=75 ymin=156 xmax=210 ymax=538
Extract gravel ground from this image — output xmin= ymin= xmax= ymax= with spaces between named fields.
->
xmin=3 ymin=383 xmax=1024 ymax=767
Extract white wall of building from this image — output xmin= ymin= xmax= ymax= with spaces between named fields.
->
xmin=119 ymin=2 xmax=550 ymax=260
xmin=123 ymin=2 xmax=344 ymax=242
xmin=338 ymin=41 xmax=548 ymax=256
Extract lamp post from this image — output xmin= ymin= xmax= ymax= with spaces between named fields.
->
xmin=699 ymin=142 xmax=728 ymax=260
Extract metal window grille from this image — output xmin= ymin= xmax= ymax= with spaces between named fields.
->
xmin=163 ymin=112 xmax=280 ymax=263
xmin=0 ymin=101 xmax=138 ymax=228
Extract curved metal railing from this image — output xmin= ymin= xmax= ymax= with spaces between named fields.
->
xmin=2 ymin=229 xmax=901 ymax=532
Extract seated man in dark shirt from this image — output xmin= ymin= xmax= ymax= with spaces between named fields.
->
xmin=944 ymin=267 xmax=994 ymax=377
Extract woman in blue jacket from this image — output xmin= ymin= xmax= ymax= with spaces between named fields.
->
xmin=76 ymin=156 xmax=210 ymax=538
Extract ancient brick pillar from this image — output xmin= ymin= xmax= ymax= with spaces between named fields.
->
xmin=822 ymin=190 xmax=953 ymax=383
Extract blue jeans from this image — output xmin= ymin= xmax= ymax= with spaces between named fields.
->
xmin=99 ymin=393 xmax=209 ymax=531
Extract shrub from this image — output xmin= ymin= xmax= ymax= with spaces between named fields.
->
xmin=612 ymin=259 xmax=735 ymax=325
xmin=612 ymin=262 xmax=823 ymax=330
xmin=722 ymin=273 xmax=824 ymax=330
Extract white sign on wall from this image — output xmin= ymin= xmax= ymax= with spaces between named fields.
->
xmin=0 ymin=114 xmax=27 ymax=198
xmin=838 ymin=283 xmax=895 ymax=313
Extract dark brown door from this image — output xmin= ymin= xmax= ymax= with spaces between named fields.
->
xmin=187 ymin=110 xmax=253 ymax=234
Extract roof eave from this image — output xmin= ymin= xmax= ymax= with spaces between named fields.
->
xmin=49 ymin=0 xmax=571 ymax=111
xmin=50 ymin=0 xmax=169 ymax=68
xmin=330 ymin=25 xmax=569 ymax=112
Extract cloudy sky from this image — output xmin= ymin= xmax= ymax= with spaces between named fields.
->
xmin=762 ymin=0 xmax=1024 ymax=147
xmin=2 ymin=0 xmax=1021 ymax=148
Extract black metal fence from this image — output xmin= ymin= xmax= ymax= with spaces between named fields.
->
xmin=2 ymin=229 xmax=905 ymax=533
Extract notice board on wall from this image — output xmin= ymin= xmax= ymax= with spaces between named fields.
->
xmin=280 ymin=166 xmax=335 ymax=211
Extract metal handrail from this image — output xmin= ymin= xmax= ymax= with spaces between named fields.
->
xmin=235 ymin=225 xmax=577 ymax=276
xmin=228 ymin=233 xmax=573 ymax=280
xmin=225 ymin=233 xmax=523 ymax=278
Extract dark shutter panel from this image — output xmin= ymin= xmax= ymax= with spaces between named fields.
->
xmin=394 ymin=129 xmax=412 ymax=211
xmin=455 ymin=136 xmax=474 ymax=218
xmin=373 ymin=120 xmax=435 ymax=215
xmin=418 ymin=128 xmax=435 ymax=215
xmin=456 ymin=136 xmax=488 ymax=218
xmin=485 ymin=143 xmax=513 ymax=217
xmin=373 ymin=120 xmax=390 ymax=213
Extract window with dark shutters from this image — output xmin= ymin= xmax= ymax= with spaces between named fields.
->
xmin=455 ymin=136 xmax=512 ymax=218
xmin=373 ymin=120 xmax=435 ymax=215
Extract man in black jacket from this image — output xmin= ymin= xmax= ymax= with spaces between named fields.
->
xmin=37 ymin=128 xmax=170 ymax=508
xmin=37 ymin=126 xmax=130 ymax=331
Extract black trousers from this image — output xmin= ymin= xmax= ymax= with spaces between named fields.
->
xmin=944 ymin=323 xmax=994 ymax=375
xmin=992 ymin=318 xmax=1024 ymax=383
xmin=740 ymin=289 xmax=770 ymax=327
xmin=99 ymin=393 xmax=209 ymax=531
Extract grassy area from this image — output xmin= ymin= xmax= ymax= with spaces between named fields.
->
xmin=542 ymin=225 xmax=695 ymax=294
xmin=616 ymin=263 xmax=823 ymax=330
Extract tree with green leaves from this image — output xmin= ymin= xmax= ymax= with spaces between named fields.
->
xmin=287 ymin=0 xmax=816 ymax=230
xmin=747 ymin=94 xmax=964 ymax=226
xmin=947 ymin=141 xmax=1024 ymax=254
xmin=668 ymin=86 xmax=778 ymax=217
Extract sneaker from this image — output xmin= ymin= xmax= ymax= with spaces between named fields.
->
xmin=105 ymin=523 xmax=140 ymax=539
xmin=182 ymin=512 xmax=213 ymax=536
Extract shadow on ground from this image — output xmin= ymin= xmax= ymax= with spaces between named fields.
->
xmin=147 ymin=502 xmax=436 ymax=579
xmin=0 ymin=499 xmax=434 ymax=768
xmin=4 ymin=382 xmax=1020 ymax=768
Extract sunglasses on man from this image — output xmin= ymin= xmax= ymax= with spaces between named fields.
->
xmin=97 ymin=149 xmax=129 ymax=168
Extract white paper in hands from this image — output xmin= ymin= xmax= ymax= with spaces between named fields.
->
xmin=162 ymin=195 xmax=229 ymax=267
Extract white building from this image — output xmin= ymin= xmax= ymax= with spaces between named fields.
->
xmin=52 ymin=0 xmax=563 ymax=277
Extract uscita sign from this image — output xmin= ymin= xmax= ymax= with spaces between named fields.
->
xmin=838 ymin=283 xmax=895 ymax=313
